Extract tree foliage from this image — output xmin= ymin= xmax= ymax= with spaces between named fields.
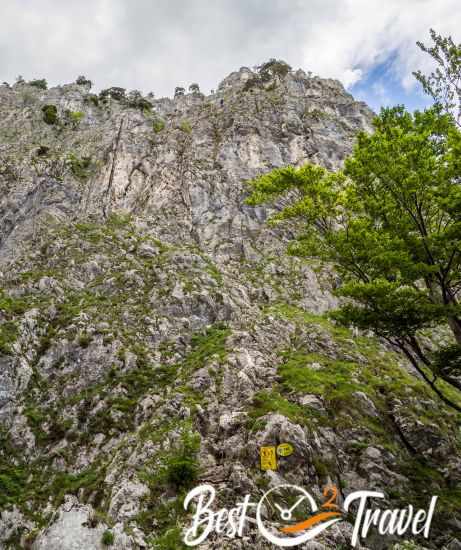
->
xmin=414 ymin=29 xmax=461 ymax=126
xmin=99 ymin=87 xmax=126 ymax=102
xmin=247 ymin=105 xmax=461 ymax=410
xmin=76 ymin=75 xmax=92 ymax=88
xmin=257 ymin=58 xmax=292 ymax=81
xmin=41 ymin=104 xmax=58 ymax=125
xmin=28 ymin=78 xmax=47 ymax=90
xmin=243 ymin=59 xmax=292 ymax=91
xmin=127 ymin=90 xmax=152 ymax=111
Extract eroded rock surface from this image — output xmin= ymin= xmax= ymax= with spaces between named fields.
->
xmin=0 ymin=67 xmax=459 ymax=549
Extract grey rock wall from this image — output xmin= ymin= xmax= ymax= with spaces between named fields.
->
xmin=0 ymin=67 xmax=459 ymax=550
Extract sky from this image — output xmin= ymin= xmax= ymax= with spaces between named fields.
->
xmin=0 ymin=0 xmax=460 ymax=112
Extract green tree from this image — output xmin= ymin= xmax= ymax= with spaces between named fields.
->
xmin=189 ymin=83 xmax=200 ymax=94
xmin=41 ymin=104 xmax=58 ymax=125
xmin=99 ymin=87 xmax=126 ymax=102
xmin=257 ymin=59 xmax=291 ymax=81
xmin=28 ymin=78 xmax=47 ymax=90
xmin=76 ymin=75 xmax=92 ymax=88
xmin=127 ymin=90 xmax=152 ymax=111
xmin=414 ymin=29 xmax=461 ymax=126
xmin=247 ymin=106 xmax=461 ymax=410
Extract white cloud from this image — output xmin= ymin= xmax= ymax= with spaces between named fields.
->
xmin=300 ymin=0 xmax=460 ymax=90
xmin=341 ymin=68 xmax=363 ymax=88
xmin=0 ymin=0 xmax=459 ymax=100
xmin=371 ymin=81 xmax=392 ymax=106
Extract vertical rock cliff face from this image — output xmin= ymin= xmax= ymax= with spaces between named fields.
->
xmin=0 ymin=68 xmax=372 ymax=261
xmin=0 ymin=68 xmax=459 ymax=549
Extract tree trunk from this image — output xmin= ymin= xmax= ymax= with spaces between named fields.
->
xmin=447 ymin=316 xmax=461 ymax=345
xmin=407 ymin=334 xmax=461 ymax=393
xmin=393 ymin=339 xmax=461 ymax=412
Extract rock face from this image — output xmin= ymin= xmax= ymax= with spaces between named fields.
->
xmin=0 ymin=67 xmax=459 ymax=550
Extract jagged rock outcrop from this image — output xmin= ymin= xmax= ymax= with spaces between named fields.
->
xmin=0 ymin=66 xmax=459 ymax=549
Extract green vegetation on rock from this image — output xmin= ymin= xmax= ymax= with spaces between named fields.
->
xmin=101 ymin=530 xmax=114 ymax=546
xmin=41 ymin=104 xmax=58 ymax=125
xmin=152 ymin=118 xmax=165 ymax=133
xmin=247 ymin=105 xmax=461 ymax=412
xmin=28 ymin=78 xmax=47 ymax=90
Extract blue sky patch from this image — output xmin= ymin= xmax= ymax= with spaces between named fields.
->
xmin=351 ymin=54 xmax=433 ymax=114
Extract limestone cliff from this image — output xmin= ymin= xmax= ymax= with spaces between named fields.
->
xmin=0 ymin=67 xmax=459 ymax=549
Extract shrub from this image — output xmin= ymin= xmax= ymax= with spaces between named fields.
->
xmin=127 ymin=90 xmax=152 ymax=111
xmin=76 ymin=75 xmax=92 ymax=88
xmin=0 ymin=464 xmax=27 ymax=507
xmin=312 ymin=457 xmax=330 ymax=479
xmin=52 ymin=466 xmax=104 ymax=505
xmin=41 ymin=104 xmax=58 ymax=125
xmin=165 ymin=455 xmax=198 ymax=489
xmin=99 ymin=87 xmax=126 ymax=102
xmin=86 ymin=94 xmax=99 ymax=107
xmin=136 ymin=97 xmax=153 ymax=111
xmin=0 ymin=291 xmax=28 ymax=315
xmin=68 ymin=111 xmax=85 ymax=127
xmin=36 ymin=145 xmax=50 ymax=156
xmin=0 ymin=321 xmax=19 ymax=356
xmin=152 ymin=119 xmax=165 ymax=133
xmin=151 ymin=527 xmax=186 ymax=550
xmin=28 ymin=78 xmax=48 ymax=90
xmin=163 ymin=428 xmax=200 ymax=490
xmin=67 ymin=153 xmax=92 ymax=180
xmin=101 ymin=530 xmax=114 ymax=546
xmin=179 ymin=120 xmax=192 ymax=133
xmin=77 ymin=332 xmax=91 ymax=348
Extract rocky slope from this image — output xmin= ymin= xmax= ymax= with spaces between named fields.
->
xmin=0 ymin=67 xmax=460 ymax=549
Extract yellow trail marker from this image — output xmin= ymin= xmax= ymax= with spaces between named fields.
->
xmin=260 ymin=446 xmax=277 ymax=471
xmin=277 ymin=443 xmax=294 ymax=457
